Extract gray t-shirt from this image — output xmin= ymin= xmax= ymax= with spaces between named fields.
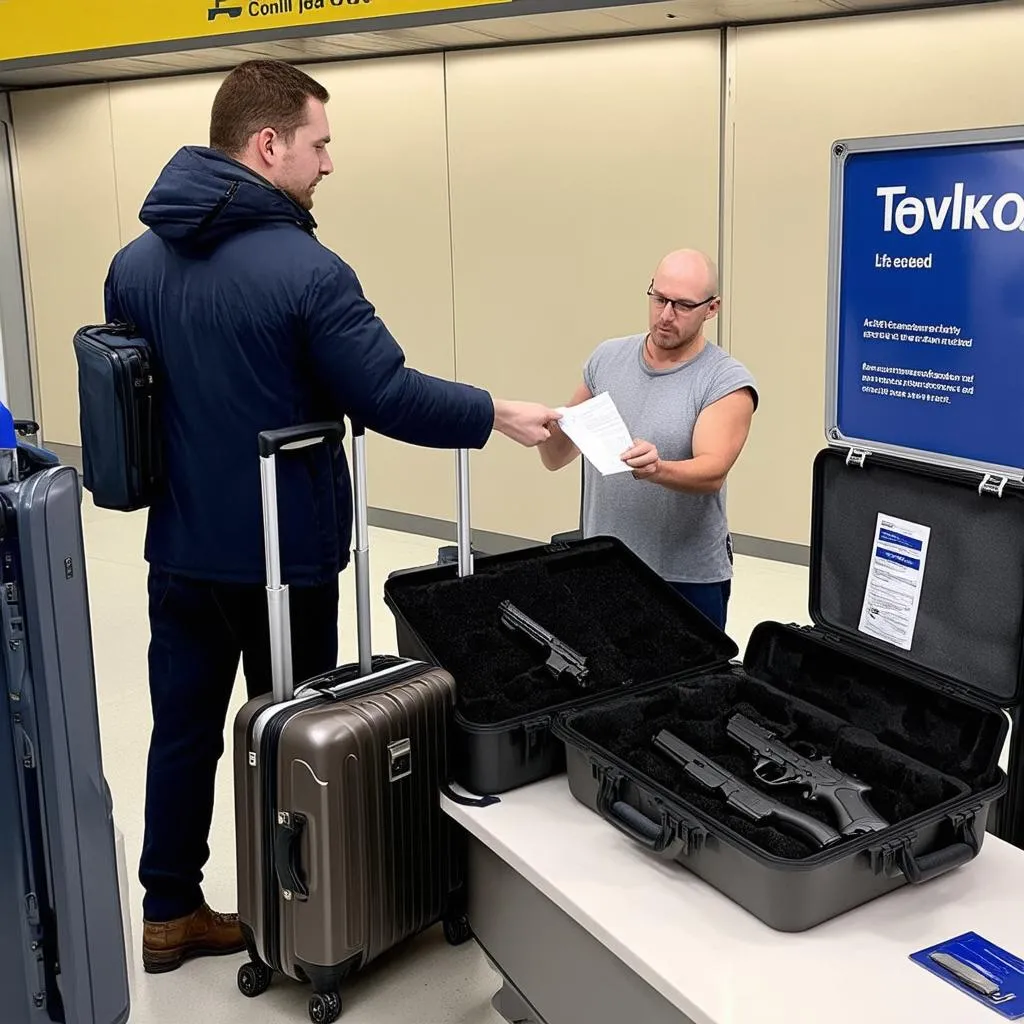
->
xmin=580 ymin=333 xmax=758 ymax=584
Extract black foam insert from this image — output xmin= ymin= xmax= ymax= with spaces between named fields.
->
xmin=813 ymin=448 xmax=1024 ymax=706
xmin=385 ymin=538 xmax=736 ymax=725
xmin=564 ymin=623 xmax=1006 ymax=860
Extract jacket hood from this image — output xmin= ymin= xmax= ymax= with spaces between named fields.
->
xmin=139 ymin=146 xmax=315 ymax=252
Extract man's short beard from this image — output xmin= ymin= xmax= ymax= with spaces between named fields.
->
xmin=282 ymin=184 xmax=313 ymax=211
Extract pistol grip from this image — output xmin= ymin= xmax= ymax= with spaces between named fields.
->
xmin=827 ymin=780 xmax=889 ymax=835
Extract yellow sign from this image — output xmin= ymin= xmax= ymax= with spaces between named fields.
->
xmin=0 ymin=0 xmax=510 ymax=63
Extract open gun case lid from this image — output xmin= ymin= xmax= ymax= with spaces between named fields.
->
xmin=383 ymin=535 xmax=738 ymax=796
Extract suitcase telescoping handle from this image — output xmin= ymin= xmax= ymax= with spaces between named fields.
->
xmin=456 ymin=449 xmax=472 ymax=578
xmin=259 ymin=420 xmax=374 ymax=704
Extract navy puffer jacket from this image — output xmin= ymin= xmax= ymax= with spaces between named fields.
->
xmin=104 ymin=146 xmax=494 ymax=586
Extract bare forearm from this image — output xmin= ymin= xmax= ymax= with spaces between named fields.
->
xmin=538 ymin=426 xmax=578 ymax=470
xmin=651 ymin=456 xmax=728 ymax=494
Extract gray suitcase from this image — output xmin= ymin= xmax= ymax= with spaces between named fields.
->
xmin=0 ymin=439 xmax=130 ymax=1023
xmin=232 ymin=421 xmax=471 ymax=1024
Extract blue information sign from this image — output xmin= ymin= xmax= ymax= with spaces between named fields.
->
xmin=827 ymin=127 xmax=1024 ymax=477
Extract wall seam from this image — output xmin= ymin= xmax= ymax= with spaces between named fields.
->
xmin=442 ymin=52 xmax=459 ymax=383
xmin=4 ymin=94 xmax=44 ymax=428
xmin=106 ymin=84 xmax=124 ymax=249
xmin=717 ymin=25 xmax=738 ymax=354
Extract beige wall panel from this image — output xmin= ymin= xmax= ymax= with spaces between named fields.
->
xmin=109 ymin=73 xmax=222 ymax=243
xmin=108 ymin=54 xmax=455 ymax=521
xmin=11 ymin=85 xmax=120 ymax=446
xmin=311 ymin=54 xmax=456 ymax=522
xmin=728 ymin=3 xmax=1024 ymax=546
xmin=447 ymin=33 xmax=723 ymax=542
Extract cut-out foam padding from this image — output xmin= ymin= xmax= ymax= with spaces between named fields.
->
xmin=564 ymin=623 xmax=1005 ymax=861
xmin=385 ymin=538 xmax=735 ymax=725
xmin=745 ymin=622 xmax=1006 ymax=787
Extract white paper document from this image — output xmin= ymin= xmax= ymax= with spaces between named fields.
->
xmin=858 ymin=512 xmax=931 ymax=651
xmin=556 ymin=392 xmax=634 ymax=476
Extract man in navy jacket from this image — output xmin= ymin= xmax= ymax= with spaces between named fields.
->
xmin=104 ymin=58 xmax=559 ymax=973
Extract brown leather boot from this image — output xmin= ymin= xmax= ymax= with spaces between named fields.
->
xmin=142 ymin=903 xmax=247 ymax=974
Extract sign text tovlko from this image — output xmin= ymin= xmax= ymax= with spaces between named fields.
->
xmin=876 ymin=184 xmax=1024 ymax=234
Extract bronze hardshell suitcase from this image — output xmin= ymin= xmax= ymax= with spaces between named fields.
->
xmin=232 ymin=421 xmax=470 ymax=1024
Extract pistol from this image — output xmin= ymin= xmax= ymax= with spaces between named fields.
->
xmin=725 ymin=713 xmax=889 ymax=837
xmin=498 ymin=599 xmax=590 ymax=688
xmin=652 ymin=730 xmax=842 ymax=849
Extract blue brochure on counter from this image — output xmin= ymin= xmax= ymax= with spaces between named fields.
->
xmin=911 ymin=932 xmax=1024 ymax=1018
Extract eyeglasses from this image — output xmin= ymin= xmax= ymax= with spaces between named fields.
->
xmin=647 ymin=282 xmax=717 ymax=314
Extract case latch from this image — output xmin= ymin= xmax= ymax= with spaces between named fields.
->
xmin=845 ymin=447 xmax=869 ymax=468
xmin=677 ymin=816 xmax=708 ymax=857
xmin=868 ymin=833 xmax=915 ymax=878
xmin=950 ymin=804 xmax=982 ymax=832
xmin=522 ymin=717 xmax=548 ymax=754
xmin=979 ymin=473 xmax=1008 ymax=498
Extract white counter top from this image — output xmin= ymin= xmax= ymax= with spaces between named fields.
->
xmin=442 ymin=775 xmax=1024 ymax=1024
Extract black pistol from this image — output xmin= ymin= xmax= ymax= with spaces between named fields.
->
xmin=725 ymin=713 xmax=889 ymax=837
xmin=652 ymin=730 xmax=842 ymax=849
xmin=498 ymin=599 xmax=590 ymax=688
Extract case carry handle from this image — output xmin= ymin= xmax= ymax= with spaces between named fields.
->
xmin=596 ymin=768 xmax=688 ymax=856
xmin=898 ymin=818 xmax=980 ymax=884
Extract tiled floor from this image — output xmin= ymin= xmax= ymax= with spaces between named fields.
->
xmin=80 ymin=493 xmax=812 ymax=1024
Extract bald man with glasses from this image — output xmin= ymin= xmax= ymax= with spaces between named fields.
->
xmin=538 ymin=249 xmax=757 ymax=631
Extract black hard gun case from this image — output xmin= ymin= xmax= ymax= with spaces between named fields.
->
xmin=0 ymin=447 xmax=131 ymax=1022
xmin=552 ymin=446 xmax=1017 ymax=932
xmin=383 ymin=458 xmax=737 ymax=795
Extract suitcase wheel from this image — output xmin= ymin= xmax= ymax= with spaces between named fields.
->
xmin=237 ymin=960 xmax=272 ymax=998
xmin=443 ymin=914 xmax=473 ymax=946
xmin=308 ymin=991 xmax=342 ymax=1023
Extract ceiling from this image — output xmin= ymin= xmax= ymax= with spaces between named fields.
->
xmin=0 ymin=0 xmax=995 ymax=88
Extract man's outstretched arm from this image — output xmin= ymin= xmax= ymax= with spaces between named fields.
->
xmin=305 ymin=259 xmax=558 ymax=448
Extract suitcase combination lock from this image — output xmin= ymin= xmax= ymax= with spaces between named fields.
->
xmin=389 ymin=739 xmax=412 ymax=782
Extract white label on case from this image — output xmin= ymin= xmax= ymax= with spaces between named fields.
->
xmin=859 ymin=513 xmax=931 ymax=651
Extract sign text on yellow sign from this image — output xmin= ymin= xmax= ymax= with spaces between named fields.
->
xmin=0 ymin=0 xmax=509 ymax=63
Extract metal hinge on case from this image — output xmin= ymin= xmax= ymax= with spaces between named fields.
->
xmin=979 ymin=474 xmax=1008 ymax=498
xmin=845 ymin=447 xmax=869 ymax=468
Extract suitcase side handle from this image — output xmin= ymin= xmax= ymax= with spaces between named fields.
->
xmin=274 ymin=811 xmax=309 ymax=901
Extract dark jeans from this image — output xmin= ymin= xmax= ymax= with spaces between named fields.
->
xmin=142 ymin=567 xmax=339 ymax=922
xmin=668 ymin=579 xmax=732 ymax=631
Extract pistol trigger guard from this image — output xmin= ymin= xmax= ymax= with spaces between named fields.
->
xmin=754 ymin=757 xmax=791 ymax=786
